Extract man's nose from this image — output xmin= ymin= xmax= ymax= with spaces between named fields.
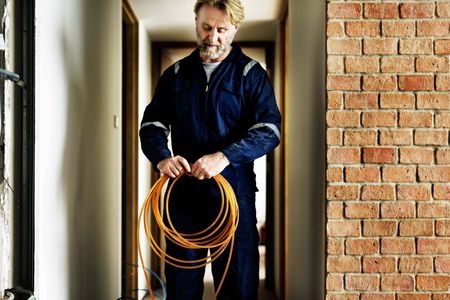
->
xmin=208 ymin=30 xmax=219 ymax=43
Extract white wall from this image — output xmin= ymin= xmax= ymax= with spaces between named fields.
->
xmin=137 ymin=23 xmax=153 ymax=297
xmin=34 ymin=0 xmax=122 ymax=299
xmin=287 ymin=0 xmax=326 ymax=299
xmin=0 ymin=0 xmax=15 ymax=294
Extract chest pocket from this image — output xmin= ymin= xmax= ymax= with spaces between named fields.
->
xmin=170 ymin=79 xmax=192 ymax=120
xmin=217 ymin=79 xmax=244 ymax=126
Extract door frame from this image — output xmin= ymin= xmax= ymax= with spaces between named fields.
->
xmin=122 ymin=0 xmax=139 ymax=298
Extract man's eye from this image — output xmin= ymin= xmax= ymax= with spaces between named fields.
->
xmin=218 ymin=28 xmax=227 ymax=33
xmin=203 ymin=25 xmax=211 ymax=31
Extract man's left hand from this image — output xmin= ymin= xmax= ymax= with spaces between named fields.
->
xmin=190 ymin=151 xmax=230 ymax=180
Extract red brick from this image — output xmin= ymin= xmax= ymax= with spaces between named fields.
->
xmin=381 ymin=202 xmax=415 ymax=218
xmin=346 ymin=21 xmax=380 ymax=37
xmin=400 ymin=3 xmax=435 ymax=19
xmin=434 ymin=184 xmax=450 ymax=200
xmin=397 ymin=184 xmax=431 ymax=201
xmin=417 ymin=238 xmax=450 ymax=254
xmin=328 ymin=202 xmax=344 ymax=219
xmin=328 ymin=3 xmax=362 ymax=19
xmin=328 ymin=21 xmax=345 ymax=37
xmin=433 ymin=294 xmax=450 ymax=300
xmin=345 ymin=93 xmax=378 ymax=109
xmin=436 ymin=112 xmax=450 ymax=128
xmin=328 ymin=91 xmax=343 ymax=110
xmin=328 ymin=75 xmax=361 ymax=91
xmin=435 ymin=257 xmax=450 ymax=273
xmin=346 ymin=166 xmax=380 ymax=182
xmin=346 ymin=238 xmax=379 ymax=255
xmin=328 ymin=238 xmax=344 ymax=255
xmin=437 ymin=3 xmax=450 ymax=18
xmin=362 ymin=185 xmax=395 ymax=201
xmin=346 ymin=57 xmax=380 ymax=73
xmin=344 ymin=130 xmax=377 ymax=146
xmin=417 ymin=21 xmax=450 ymax=37
xmin=436 ymin=220 xmax=450 ymax=237
xmin=381 ymin=238 xmax=415 ymax=254
xmin=362 ymin=111 xmax=397 ymax=127
xmin=415 ymin=130 xmax=448 ymax=146
xmin=363 ymin=75 xmax=397 ymax=91
xmin=380 ymin=130 xmax=412 ymax=146
xmin=345 ymin=274 xmax=379 ymax=291
xmin=328 ymin=148 xmax=360 ymax=164
xmin=399 ymin=257 xmax=433 ymax=273
xmin=437 ymin=75 xmax=450 ymax=91
xmin=381 ymin=274 xmax=414 ymax=291
xmin=363 ymin=220 xmax=397 ymax=237
xmin=398 ymin=295 xmax=431 ymax=300
xmin=327 ymin=185 xmax=359 ymax=201
xmin=327 ymin=111 xmax=360 ymax=127
xmin=417 ymin=93 xmax=450 ymax=109
xmin=381 ymin=57 xmax=414 ymax=73
xmin=327 ymin=274 xmax=343 ymax=291
xmin=363 ymin=39 xmax=398 ymax=55
xmin=419 ymin=166 xmax=450 ymax=182
xmin=328 ymin=255 xmax=361 ymax=272
xmin=399 ymin=112 xmax=433 ymax=128
xmin=361 ymin=294 xmax=395 ymax=300
xmin=380 ymin=93 xmax=415 ymax=109
xmin=435 ymin=39 xmax=450 ymax=55
xmin=363 ymin=148 xmax=397 ymax=163
xmin=416 ymin=57 xmax=450 ymax=73
xmin=328 ymin=39 xmax=362 ymax=55
xmin=400 ymin=39 xmax=433 ymax=55
xmin=399 ymin=75 xmax=434 ymax=91
xmin=382 ymin=166 xmax=416 ymax=182
xmin=327 ymin=128 xmax=342 ymax=146
xmin=345 ymin=203 xmax=379 ymax=219
xmin=328 ymin=56 xmax=344 ymax=73
xmin=327 ymin=294 xmax=359 ymax=300
xmin=417 ymin=275 xmax=450 ymax=291
xmin=327 ymin=220 xmax=360 ymax=237
xmin=399 ymin=148 xmax=434 ymax=164
xmin=328 ymin=167 xmax=343 ymax=182
xmin=363 ymin=257 xmax=396 ymax=273
xmin=382 ymin=21 xmax=415 ymax=37
xmin=418 ymin=203 xmax=450 ymax=218
xmin=365 ymin=3 xmax=398 ymax=19
xmin=399 ymin=220 xmax=433 ymax=236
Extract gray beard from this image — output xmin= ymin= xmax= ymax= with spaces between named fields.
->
xmin=198 ymin=43 xmax=228 ymax=60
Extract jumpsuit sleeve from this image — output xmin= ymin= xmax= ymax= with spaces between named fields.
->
xmin=221 ymin=64 xmax=281 ymax=165
xmin=139 ymin=70 xmax=173 ymax=170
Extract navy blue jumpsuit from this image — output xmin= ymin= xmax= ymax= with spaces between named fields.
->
xmin=139 ymin=46 xmax=281 ymax=300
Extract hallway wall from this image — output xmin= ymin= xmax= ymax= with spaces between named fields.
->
xmin=34 ymin=0 xmax=121 ymax=299
xmin=287 ymin=0 xmax=327 ymax=299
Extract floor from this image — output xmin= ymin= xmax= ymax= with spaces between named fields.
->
xmin=144 ymin=246 xmax=277 ymax=300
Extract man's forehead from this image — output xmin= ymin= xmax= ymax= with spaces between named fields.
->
xmin=197 ymin=5 xmax=232 ymax=26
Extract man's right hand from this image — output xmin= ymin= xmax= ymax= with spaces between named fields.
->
xmin=156 ymin=156 xmax=191 ymax=178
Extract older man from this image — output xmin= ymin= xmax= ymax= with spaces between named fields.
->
xmin=139 ymin=0 xmax=281 ymax=299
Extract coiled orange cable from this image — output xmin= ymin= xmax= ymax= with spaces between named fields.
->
xmin=137 ymin=174 xmax=239 ymax=299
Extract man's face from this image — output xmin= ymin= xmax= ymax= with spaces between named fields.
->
xmin=195 ymin=5 xmax=238 ymax=63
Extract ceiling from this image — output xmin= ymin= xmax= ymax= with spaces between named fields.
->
xmin=128 ymin=0 xmax=283 ymax=41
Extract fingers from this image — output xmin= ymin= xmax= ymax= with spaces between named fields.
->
xmin=157 ymin=156 xmax=191 ymax=178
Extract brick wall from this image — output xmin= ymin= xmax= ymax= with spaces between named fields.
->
xmin=326 ymin=1 xmax=450 ymax=299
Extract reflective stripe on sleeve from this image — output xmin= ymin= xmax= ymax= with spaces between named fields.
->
xmin=248 ymin=123 xmax=280 ymax=141
xmin=243 ymin=60 xmax=257 ymax=76
xmin=141 ymin=121 xmax=170 ymax=137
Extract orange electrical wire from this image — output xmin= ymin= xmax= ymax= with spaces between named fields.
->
xmin=137 ymin=173 xmax=239 ymax=300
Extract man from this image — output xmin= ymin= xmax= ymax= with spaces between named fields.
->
xmin=139 ymin=0 xmax=281 ymax=299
